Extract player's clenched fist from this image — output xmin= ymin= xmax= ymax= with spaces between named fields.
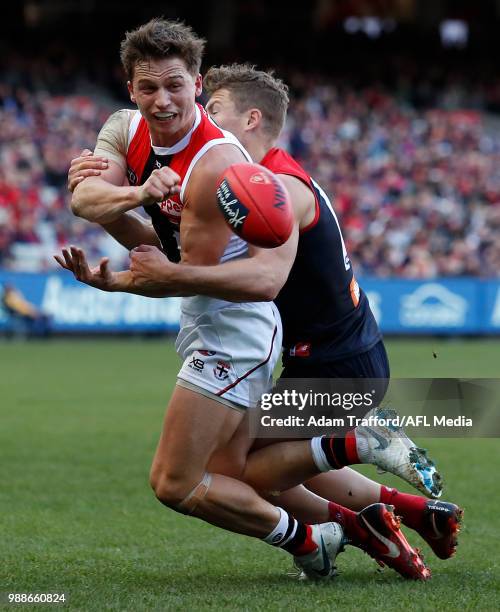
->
xmin=137 ymin=167 xmax=181 ymax=205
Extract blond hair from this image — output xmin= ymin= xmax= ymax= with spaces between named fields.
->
xmin=204 ymin=63 xmax=289 ymax=138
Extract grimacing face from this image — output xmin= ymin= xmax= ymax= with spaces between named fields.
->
xmin=127 ymin=56 xmax=202 ymax=146
xmin=205 ymin=88 xmax=250 ymax=144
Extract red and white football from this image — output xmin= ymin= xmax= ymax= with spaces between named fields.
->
xmin=216 ymin=163 xmax=294 ymax=248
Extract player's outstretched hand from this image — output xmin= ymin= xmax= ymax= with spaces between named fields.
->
xmin=54 ymin=246 xmax=118 ymax=292
xmin=137 ymin=167 xmax=181 ymax=205
xmin=67 ymin=149 xmax=109 ymax=192
xmin=130 ymin=244 xmax=176 ymax=292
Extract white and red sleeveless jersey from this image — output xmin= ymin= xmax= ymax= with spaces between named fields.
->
xmin=125 ymin=103 xmax=251 ymax=263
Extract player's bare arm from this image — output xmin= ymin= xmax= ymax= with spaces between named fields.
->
xmin=128 ymin=229 xmax=298 ymax=300
xmin=127 ymin=172 xmax=310 ymax=300
xmin=54 ymin=246 xmax=131 ymax=292
xmin=280 ymin=173 xmax=317 ymax=230
xmin=68 ymin=150 xmax=161 ymax=250
xmin=100 ymin=212 xmax=162 ymax=251
xmin=67 ymin=149 xmax=109 ymax=191
xmin=71 ymin=161 xmax=181 ymax=225
xmin=179 ymin=144 xmax=247 ymax=265
xmin=54 ymin=246 xmax=167 ymax=297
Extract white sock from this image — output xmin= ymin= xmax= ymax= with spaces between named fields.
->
xmin=355 ymin=432 xmax=369 ymax=463
xmin=263 ymin=507 xmax=297 ymax=546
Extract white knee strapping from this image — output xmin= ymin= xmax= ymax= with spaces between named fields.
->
xmin=177 ymin=472 xmax=212 ymax=515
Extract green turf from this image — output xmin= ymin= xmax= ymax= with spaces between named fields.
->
xmin=1 ymin=338 xmax=499 ymax=611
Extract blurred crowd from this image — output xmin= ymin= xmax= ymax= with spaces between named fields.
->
xmin=0 ymin=82 xmax=127 ymax=271
xmin=1 ymin=64 xmax=500 ymax=278
xmin=282 ymin=79 xmax=500 ymax=278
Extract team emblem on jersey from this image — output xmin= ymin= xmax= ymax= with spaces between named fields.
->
xmin=127 ymin=168 xmax=137 ymax=185
xmin=213 ymin=360 xmax=231 ymax=380
xmin=250 ymin=171 xmax=271 ymax=185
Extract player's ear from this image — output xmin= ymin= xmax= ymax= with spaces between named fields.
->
xmin=246 ymin=108 xmax=262 ymax=131
xmin=127 ymin=81 xmax=136 ymax=104
xmin=194 ymin=74 xmax=203 ymax=97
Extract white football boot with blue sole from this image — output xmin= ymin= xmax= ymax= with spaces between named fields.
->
xmin=355 ymin=407 xmax=443 ymax=498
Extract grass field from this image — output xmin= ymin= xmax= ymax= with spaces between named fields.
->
xmin=1 ymin=338 xmax=499 ymax=611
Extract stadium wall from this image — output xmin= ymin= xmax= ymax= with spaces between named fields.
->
xmin=1 ymin=271 xmax=499 ymax=335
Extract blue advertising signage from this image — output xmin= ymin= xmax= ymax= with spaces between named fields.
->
xmin=361 ymin=279 xmax=481 ymax=334
xmin=0 ymin=271 xmax=181 ymax=332
xmin=1 ymin=270 xmax=499 ymax=335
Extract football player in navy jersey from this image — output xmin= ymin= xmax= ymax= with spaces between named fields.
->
xmin=64 ymin=63 xmax=461 ymax=573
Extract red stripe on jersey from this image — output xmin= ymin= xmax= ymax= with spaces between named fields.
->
xmin=126 ymin=104 xmax=228 ymax=187
xmin=260 ymin=147 xmax=320 ymax=233
xmin=168 ymin=105 xmax=227 ymax=180
xmin=125 ymin=104 xmax=238 ymax=225
xmin=127 ymin=116 xmax=151 ymax=184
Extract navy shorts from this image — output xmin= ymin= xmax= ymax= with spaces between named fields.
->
xmin=280 ymin=340 xmax=390 ymax=405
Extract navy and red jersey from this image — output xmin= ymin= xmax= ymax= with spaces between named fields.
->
xmin=125 ymin=104 xmax=249 ymax=263
xmin=260 ymin=148 xmax=381 ymax=363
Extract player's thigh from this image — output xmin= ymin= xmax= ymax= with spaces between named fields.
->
xmin=151 ymin=383 xmax=244 ymax=485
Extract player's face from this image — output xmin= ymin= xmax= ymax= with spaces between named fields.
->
xmin=206 ymin=89 xmax=249 ymax=144
xmin=128 ymin=57 xmax=202 ymax=146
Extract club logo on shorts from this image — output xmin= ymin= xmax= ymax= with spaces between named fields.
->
xmin=188 ymin=357 xmax=205 ymax=372
xmin=289 ymin=342 xmax=312 ymax=358
xmin=213 ymin=360 xmax=231 ymax=380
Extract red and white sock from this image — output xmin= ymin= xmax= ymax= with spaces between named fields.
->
xmin=263 ymin=507 xmax=317 ymax=556
xmin=327 ymin=501 xmax=368 ymax=545
xmin=311 ymin=432 xmax=360 ymax=471
xmin=379 ymin=485 xmax=427 ymax=530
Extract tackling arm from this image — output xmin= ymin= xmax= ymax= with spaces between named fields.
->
xmin=70 ymin=161 xmax=142 ymax=224
xmin=129 ymin=231 xmax=298 ymax=301
xmin=100 ymin=211 xmax=161 ymax=251
xmin=127 ymin=171 xmax=307 ymax=300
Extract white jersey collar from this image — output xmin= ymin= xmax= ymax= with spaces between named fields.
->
xmin=151 ymin=105 xmax=201 ymax=156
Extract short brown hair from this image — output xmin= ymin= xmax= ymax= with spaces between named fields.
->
xmin=204 ymin=63 xmax=289 ymax=139
xmin=120 ymin=18 xmax=206 ymax=79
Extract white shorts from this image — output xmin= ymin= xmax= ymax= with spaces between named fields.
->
xmin=175 ymin=296 xmax=282 ymax=410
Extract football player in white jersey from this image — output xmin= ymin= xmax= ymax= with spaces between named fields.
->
xmin=56 ymin=22 xmax=444 ymax=577
xmin=58 ymin=17 xmax=350 ymax=580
